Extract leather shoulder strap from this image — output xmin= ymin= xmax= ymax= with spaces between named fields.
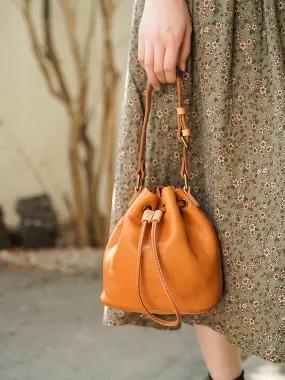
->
xmin=135 ymin=76 xmax=191 ymax=189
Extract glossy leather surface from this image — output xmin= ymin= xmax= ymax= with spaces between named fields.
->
xmin=100 ymin=185 xmax=223 ymax=323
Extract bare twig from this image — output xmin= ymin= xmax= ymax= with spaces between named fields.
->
xmin=43 ymin=0 xmax=73 ymax=112
xmin=84 ymin=0 xmax=97 ymax=66
xmin=20 ymin=1 xmax=65 ymax=101
xmin=81 ymin=119 xmax=97 ymax=245
xmin=58 ymin=0 xmax=87 ymax=86
xmin=98 ymin=0 xmax=120 ymax=243
xmin=100 ymin=0 xmax=115 ymax=18
xmin=12 ymin=0 xmax=118 ymax=247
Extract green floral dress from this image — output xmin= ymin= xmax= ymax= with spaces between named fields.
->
xmin=103 ymin=0 xmax=285 ymax=364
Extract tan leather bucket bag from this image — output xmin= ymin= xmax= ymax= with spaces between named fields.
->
xmin=100 ymin=75 xmax=223 ymax=327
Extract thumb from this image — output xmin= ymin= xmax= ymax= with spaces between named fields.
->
xmin=178 ymin=27 xmax=191 ymax=72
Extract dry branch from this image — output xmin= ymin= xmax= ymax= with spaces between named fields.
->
xmin=99 ymin=0 xmax=120 ymax=241
xmin=84 ymin=0 xmax=97 ymax=66
xmin=21 ymin=1 xmax=64 ymax=101
xmin=13 ymin=0 xmax=120 ymax=247
xmin=58 ymin=0 xmax=87 ymax=87
xmin=43 ymin=0 xmax=72 ymax=112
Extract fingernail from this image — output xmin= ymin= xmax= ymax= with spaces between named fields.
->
xmin=154 ymin=86 xmax=160 ymax=91
xmin=181 ymin=62 xmax=186 ymax=71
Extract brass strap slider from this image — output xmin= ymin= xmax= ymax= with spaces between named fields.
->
xmin=184 ymin=173 xmax=190 ymax=191
xmin=135 ymin=173 xmax=142 ymax=191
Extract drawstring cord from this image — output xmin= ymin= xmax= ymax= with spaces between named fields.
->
xmin=135 ymin=206 xmax=183 ymax=327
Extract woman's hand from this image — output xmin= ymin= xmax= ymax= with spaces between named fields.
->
xmin=138 ymin=0 xmax=192 ymax=90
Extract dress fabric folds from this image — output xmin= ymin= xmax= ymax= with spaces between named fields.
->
xmin=103 ymin=0 xmax=285 ymax=364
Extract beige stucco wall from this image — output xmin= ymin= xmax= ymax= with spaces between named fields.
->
xmin=0 ymin=1 xmax=134 ymax=227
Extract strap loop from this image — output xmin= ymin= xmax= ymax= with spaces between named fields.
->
xmin=136 ymin=215 xmax=182 ymax=327
xmin=177 ymin=107 xmax=186 ymax=115
xmin=135 ymin=76 xmax=191 ymax=185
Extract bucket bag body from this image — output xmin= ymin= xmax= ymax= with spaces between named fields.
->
xmin=100 ymin=75 xmax=223 ymax=327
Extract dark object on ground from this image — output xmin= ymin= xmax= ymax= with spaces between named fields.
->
xmin=0 ymin=206 xmax=10 ymax=249
xmin=9 ymin=230 xmax=22 ymax=248
xmin=16 ymin=195 xmax=58 ymax=249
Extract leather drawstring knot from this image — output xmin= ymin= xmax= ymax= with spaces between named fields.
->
xmin=135 ymin=207 xmax=182 ymax=327
xmin=141 ymin=208 xmax=164 ymax=223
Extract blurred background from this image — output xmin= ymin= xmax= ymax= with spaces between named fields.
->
xmin=0 ymin=1 xmax=284 ymax=379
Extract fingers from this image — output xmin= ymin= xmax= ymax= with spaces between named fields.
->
xmin=178 ymin=26 xmax=191 ymax=72
xmin=138 ymin=35 xmax=145 ymax=67
xmin=153 ymin=44 xmax=167 ymax=84
xmin=144 ymin=43 xmax=161 ymax=91
xmin=164 ymin=43 xmax=180 ymax=83
xmin=138 ymin=26 xmax=191 ymax=88
xmin=137 ymin=0 xmax=192 ymax=88
xmin=139 ymin=41 xmax=181 ymax=87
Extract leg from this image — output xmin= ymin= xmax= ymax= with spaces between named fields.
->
xmin=193 ymin=324 xmax=243 ymax=380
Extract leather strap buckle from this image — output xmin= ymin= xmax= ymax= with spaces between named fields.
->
xmin=135 ymin=173 xmax=142 ymax=192
xmin=180 ymin=135 xmax=189 ymax=149
xmin=184 ymin=173 xmax=189 ymax=191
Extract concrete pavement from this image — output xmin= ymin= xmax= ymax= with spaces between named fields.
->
xmin=0 ymin=265 xmax=284 ymax=380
